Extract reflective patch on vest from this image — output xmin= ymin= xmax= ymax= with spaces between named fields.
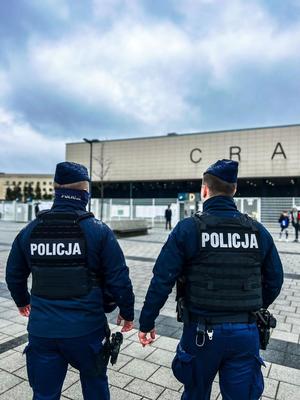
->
xmin=30 ymin=239 xmax=85 ymax=258
xmin=201 ymin=232 xmax=259 ymax=249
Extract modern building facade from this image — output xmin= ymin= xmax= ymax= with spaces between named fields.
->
xmin=66 ymin=124 xmax=300 ymax=199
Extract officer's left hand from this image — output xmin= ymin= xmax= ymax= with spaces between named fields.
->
xmin=18 ymin=304 xmax=31 ymax=317
xmin=138 ymin=329 xmax=156 ymax=347
xmin=117 ymin=314 xmax=134 ymax=332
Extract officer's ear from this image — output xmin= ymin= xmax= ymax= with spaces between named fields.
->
xmin=201 ymin=183 xmax=209 ymax=200
xmin=232 ymin=184 xmax=237 ymax=197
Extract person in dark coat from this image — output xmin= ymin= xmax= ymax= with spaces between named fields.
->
xmin=34 ymin=202 xmax=40 ymax=217
xmin=165 ymin=204 xmax=172 ymax=230
xmin=138 ymin=159 xmax=283 ymax=400
xmin=6 ymin=161 xmax=135 ymax=400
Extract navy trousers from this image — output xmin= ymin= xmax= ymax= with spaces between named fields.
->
xmin=24 ymin=328 xmax=109 ymax=400
xmin=172 ymin=323 xmax=265 ymax=400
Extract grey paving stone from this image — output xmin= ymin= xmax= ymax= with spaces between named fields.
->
xmin=271 ymin=330 xmax=299 ymax=344
xmin=263 ymin=377 xmax=279 ymax=398
xmin=110 ymin=386 xmax=142 ymax=400
xmin=62 ymin=370 xmax=80 ymax=391
xmin=292 ymin=325 xmax=300 ymax=334
xmin=286 ymin=342 xmax=300 ymax=356
xmin=152 ymin=337 xmax=178 ymax=352
xmin=0 ymin=350 xmax=26 ymax=372
xmin=107 ymin=369 xmax=134 ymax=388
xmin=262 ymin=362 xmax=271 ymax=377
xmin=210 ymin=382 xmax=221 ymax=400
xmin=157 ymin=388 xmax=182 ymax=400
xmin=269 ymin=364 xmax=300 ymax=386
xmin=148 ymin=367 xmax=182 ymax=391
xmin=0 ymin=323 xmax=27 ymax=336
xmin=0 ymin=381 xmax=32 ymax=400
xmin=122 ymin=341 xmax=156 ymax=360
xmin=121 ymin=329 xmax=139 ymax=341
xmin=62 ymin=381 xmax=82 ymax=400
xmin=13 ymin=366 xmax=27 ymax=380
xmin=119 ymin=359 xmax=160 ymax=380
xmin=276 ymin=381 xmax=300 ymax=400
xmin=121 ymin=339 xmax=133 ymax=350
xmin=261 ymin=349 xmax=285 ymax=366
xmin=0 ymin=349 xmax=15 ymax=360
xmin=283 ymin=353 xmax=300 ymax=369
xmin=0 ymin=310 xmax=20 ymax=320
xmin=145 ymin=348 xmax=175 ymax=368
xmin=0 ymin=335 xmax=13 ymax=345
xmin=13 ymin=343 xmax=27 ymax=353
xmin=107 ymin=353 xmax=133 ymax=371
xmin=0 ymin=369 xmax=22 ymax=394
xmin=156 ymin=325 xmax=179 ymax=338
xmin=125 ymin=378 xmax=165 ymax=399
xmin=0 ymin=319 xmax=13 ymax=329
xmin=275 ymin=322 xmax=292 ymax=333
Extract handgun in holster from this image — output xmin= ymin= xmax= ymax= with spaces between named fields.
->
xmin=254 ymin=309 xmax=277 ymax=350
xmin=95 ymin=322 xmax=123 ymax=377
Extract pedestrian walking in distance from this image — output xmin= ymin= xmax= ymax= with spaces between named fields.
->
xmin=278 ymin=211 xmax=289 ymax=241
xmin=165 ymin=204 xmax=172 ymax=230
xmin=290 ymin=207 xmax=300 ymax=242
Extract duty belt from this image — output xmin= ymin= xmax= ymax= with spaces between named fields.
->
xmin=189 ymin=312 xmax=256 ymax=325
xmin=190 ymin=312 xmax=257 ymax=348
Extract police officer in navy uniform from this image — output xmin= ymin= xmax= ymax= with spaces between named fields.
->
xmin=138 ymin=160 xmax=283 ymax=400
xmin=6 ymin=162 xmax=135 ymax=400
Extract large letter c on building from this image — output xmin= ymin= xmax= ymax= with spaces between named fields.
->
xmin=190 ymin=148 xmax=202 ymax=164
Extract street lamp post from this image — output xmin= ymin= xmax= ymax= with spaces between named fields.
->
xmin=83 ymin=138 xmax=100 ymax=212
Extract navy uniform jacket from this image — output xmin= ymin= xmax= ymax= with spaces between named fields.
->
xmin=139 ymin=196 xmax=283 ymax=332
xmin=6 ymin=190 xmax=134 ymax=338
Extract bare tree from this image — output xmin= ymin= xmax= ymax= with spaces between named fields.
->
xmin=93 ymin=142 xmax=112 ymax=220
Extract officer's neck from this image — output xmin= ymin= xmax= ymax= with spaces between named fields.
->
xmin=53 ymin=188 xmax=89 ymax=211
xmin=203 ymin=195 xmax=237 ymax=212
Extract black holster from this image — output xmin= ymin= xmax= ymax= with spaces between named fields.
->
xmin=254 ymin=309 xmax=277 ymax=350
xmin=101 ymin=323 xmax=123 ymax=367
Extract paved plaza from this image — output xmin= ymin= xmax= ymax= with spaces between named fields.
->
xmin=0 ymin=221 xmax=299 ymax=399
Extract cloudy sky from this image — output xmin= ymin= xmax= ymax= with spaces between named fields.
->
xmin=0 ymin=0 xmax=299 ymax=173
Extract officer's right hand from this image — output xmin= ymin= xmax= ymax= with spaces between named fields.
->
xmin=18 ymin=304 xmax=31 ymax=317
xmin=138 ymin=329 xmax=156 ymax=347
xmin=116 ymin=314 xmax=134 ymax=332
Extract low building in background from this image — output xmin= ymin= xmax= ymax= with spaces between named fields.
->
xmin=0 ymin=173 xmax=53 ymax=202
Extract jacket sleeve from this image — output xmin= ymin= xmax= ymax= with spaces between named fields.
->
xmin=100 ymin=225 xmax=135 ymax=321
xmin=139 ymin=218 xmax=197 ymax=332
xmin=259 ymin=225 xmax=284 ymax=308
xmin=6 ymin=232 xmax=31 ymax=307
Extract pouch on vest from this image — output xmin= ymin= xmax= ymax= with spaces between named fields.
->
xmin=29 ymin=211 xmax=96 ymax=299
xmin=183 ymin=213 xmax=263 ymax=313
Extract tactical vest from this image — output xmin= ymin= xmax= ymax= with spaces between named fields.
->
xmin=183 ymin=213 xmax=263 ymax=312
xmin=29 ymin=211 xmax=99 ymax=300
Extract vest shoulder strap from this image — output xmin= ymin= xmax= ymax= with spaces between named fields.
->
xmin=193 ymin=212 xmax=259 ymax=232
xmin=36 ymin=210 xmax=94 ymax=223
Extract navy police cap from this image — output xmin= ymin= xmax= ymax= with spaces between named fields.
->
xmin=54 ymin=162 xmax=90 ymax=184
xmin=204 ymin=159 xmax=238 ymax=183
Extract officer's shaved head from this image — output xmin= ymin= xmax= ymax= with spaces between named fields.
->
xmin=202 ymin=174 xmax=237 ymax=197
